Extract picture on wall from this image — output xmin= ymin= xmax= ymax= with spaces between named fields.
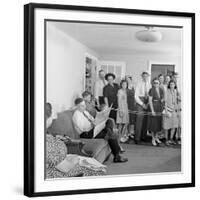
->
xmin=24 ymin=3 xmax=195 ymax=197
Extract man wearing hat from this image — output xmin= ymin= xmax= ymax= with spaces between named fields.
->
xmin=134 ymin=71 xmax=151 ymax=144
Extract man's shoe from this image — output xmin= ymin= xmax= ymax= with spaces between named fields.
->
xmin=119 ymin=150 xmax=126 ymax=154
xmin=134 ymin=140 xmax=141 ymax=145
xmin=113 ymin=156 xmax=128 ymax=163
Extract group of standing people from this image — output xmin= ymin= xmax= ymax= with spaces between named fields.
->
xmin=94 ymin=69 xmax=181 ymax=147
xmin=46 ymin=69 xmax=181 ymax=164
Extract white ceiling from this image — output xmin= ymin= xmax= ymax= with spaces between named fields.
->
xmin=51 ymin=21 xmax=182 ymax=56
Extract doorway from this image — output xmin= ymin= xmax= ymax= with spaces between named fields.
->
xmin=85 ymin=54 xmax=97 ymax=96
xmin=150 ymin=63 xmax=175 ymax=81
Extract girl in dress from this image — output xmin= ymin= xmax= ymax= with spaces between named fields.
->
xmin=117 ymin=80 xmax=129 ymax=143
xmin=163 ymin=80 xmax=179 ymax=145
xmin=125 ymin=75 xmax=136 ymax=139
xmin=148 ymin=78 xmax=164 ymax=146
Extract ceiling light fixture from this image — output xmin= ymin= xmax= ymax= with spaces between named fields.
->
xmin=135 ymin=26 xmax=162 ymax=42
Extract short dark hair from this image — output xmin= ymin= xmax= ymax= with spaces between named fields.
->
xmin=152 ymin=77 xmax=160 ymax=85
xmin=167 ymin=80 xmax=177 ymax=89
xmin=46 ymin=102 xmax=52 ymax=110
xmin=74 ymin=98 xmax=84 ymax=105
xmin=105 ymin=73 xmax=116 ymax=81
xmin=158 ymin=74 xmax=164 ymax=78
xmin=120 ymin=79 xmax=128 ymax=88
xmin=82 ymin=91 xmax=91 ymax=98
xmin=125 ymin=75 xmax=132 ymax=81
xmin=173 ymin=72 xmax=178 ymax=76
xmin=141 ymin=71 xmax=150 ymax=76
xmin=105 ymin=118 xmax=115 ymax=130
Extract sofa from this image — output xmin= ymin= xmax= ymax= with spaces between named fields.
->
xmin=48 ymin=110 xmax=111 ymax=163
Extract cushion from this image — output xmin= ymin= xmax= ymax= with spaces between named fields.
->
xmin=46 ymin=165 xmax=106 ymax=179
xmin=55 ymin=155 xmax=79 ymax=173
xmin=46 ymin=134 xmax=67 ymax=167
xmin=81 ymin=138 xmax=109 ymax=158
xmin=48 ymin=110 xmax=80 ymax=139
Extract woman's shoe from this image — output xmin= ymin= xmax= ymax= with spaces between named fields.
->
xmin=169 ymin=140 xmax=176 ymax=145
xmin=155 ymin=137 xmax=162 ymax=144
xmin=128 ymin=134 xmax=135 ymax=140
xmin=177 ymin=140 xmax=181 ymax=145
xmin=152 ymin=139 xmax=157 ymax=146
xmin=120 ymin=136 xmax=129 ymax=143
xmin=119 ymin=146 xmax=126 ymax=153
xmin=165 ymin=140 xmax=171 ymax=146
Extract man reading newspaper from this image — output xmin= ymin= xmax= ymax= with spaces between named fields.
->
xmin=72 ymin=98 xmax=128 ymax=163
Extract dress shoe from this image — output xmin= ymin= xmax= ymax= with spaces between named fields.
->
xmin=119 ymin=149 xmax=126 ymax=154
xmin=120 ymin=136 xmax=129 ymax=143
xmin=152 ymin=139 xmax=157 ymax=146
xmin=134 ymin=140 xmax=141 ymax=145
xmin=113 ymin=156 xmax=128 ymax=163
xmin=155 ymin=137 xmax=162 ymax=144
xmin=165 ymin=140 xmax=171 ymax=146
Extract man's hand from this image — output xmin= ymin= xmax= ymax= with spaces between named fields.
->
xmin=142 ymin=103 xmax=147 ymax=110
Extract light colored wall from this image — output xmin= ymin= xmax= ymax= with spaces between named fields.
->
xmin=47 ymin=23 xmax=182 ymax=113
xmin=47 ymin=23 xmax=98 ymax=113
xmin=100 ymin=53 xmax=181 ymax=85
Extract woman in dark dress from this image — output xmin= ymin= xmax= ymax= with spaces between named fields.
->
xmin=148 ymin=78 xmax=164 ymax=146
xmin=125 ymin=76 xmax=136 ymax=138
xmin=103 ymin=73 xmax=119 ymax=122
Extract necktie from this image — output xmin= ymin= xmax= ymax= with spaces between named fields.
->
xmin=144 ymin=82 xmax=148 ymax=98
xmin=82 ymin=111 xmax=93 ymax=125
xmin=103 ymin=79 xmax=106 ymax=86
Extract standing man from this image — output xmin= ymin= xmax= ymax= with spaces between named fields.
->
xmin=134 ymin=71 xmax=151 ymax=144
xmin=103 ymin=73 xmax=119 ymax=122
xmin=95 ymin=70 xmax=107 ymax=107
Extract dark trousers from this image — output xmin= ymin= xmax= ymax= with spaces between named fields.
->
xmin=80 ymin=127 xmax=120 ymax=157
xmin=98 ymin=96 xmax=105 ymax=105
xmin=135 ymin=104 xmax=148 ymax=142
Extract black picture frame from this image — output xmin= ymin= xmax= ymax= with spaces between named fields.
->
xmin=24 ymin=3 xmax=195 ymax=197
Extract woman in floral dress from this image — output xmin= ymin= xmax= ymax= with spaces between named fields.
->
xmin=163 ymin=80 xmax=179 ymax=145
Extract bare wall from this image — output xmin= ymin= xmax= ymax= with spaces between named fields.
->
xmin=47 ymin=23 xmax=98 ymax=113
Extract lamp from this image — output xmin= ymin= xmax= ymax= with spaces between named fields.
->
xmin=135 ymin=26 xmax=162 ymax=42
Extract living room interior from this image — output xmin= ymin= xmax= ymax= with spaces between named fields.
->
xmin=46 ymin=21 xmax=182 ymax=177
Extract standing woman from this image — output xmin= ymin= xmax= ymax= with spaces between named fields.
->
xmin=148 ymin=78 xmax=164 ymax=146
xmin=163 ymin=80 xmax=179 ymax=145
xmin=164 ymin=75 xmax=171 ymax=93
xmin=125 ymin=76 xmax=136 ymax=138
xmin=117 ymin=80 xmax=129 ymax=143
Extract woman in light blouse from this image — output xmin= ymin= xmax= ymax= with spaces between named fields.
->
xmin=163 ymin=80 xmax=179 ymax=145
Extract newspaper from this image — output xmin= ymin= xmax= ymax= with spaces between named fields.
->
xmin=93 ymin=105 xmax=112 ymax=138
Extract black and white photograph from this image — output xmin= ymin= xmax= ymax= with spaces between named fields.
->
xmin=24 ymin=3 xmax=195 ymax=197
xmin=46 ymin=21 xmax=183 ymax=178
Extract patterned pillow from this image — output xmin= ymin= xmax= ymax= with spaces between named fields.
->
xmin=46 ymin=165 xmax=106 ymax=179
xmin=45 ymin=134 xmax=106 ymax=179
xmin=46 ymin=134 xmax=68 ymax=167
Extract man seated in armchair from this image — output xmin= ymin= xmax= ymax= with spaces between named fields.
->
xmin=72 ymin=97 xmax=128 ymax=163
